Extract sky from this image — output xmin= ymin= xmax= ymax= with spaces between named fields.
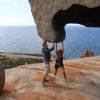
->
xmin=0 ymin=0 xmax=35 ymax=26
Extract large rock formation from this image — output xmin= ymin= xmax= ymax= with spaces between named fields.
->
xmin=29 ymin=0 xmax=100 ymax=43
xmin=1 ymin=56 xmax=100 ymax=100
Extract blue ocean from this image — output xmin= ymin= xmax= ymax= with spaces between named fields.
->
xmin=0 ymin=25 xmax=100 ymax=58
xmin=64 ymin=24 xmax=100 ymax=58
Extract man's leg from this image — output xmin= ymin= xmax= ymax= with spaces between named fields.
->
xmin=42 ymin=63 xmax=50 ymax=87
xmin=42 ymin=75 xmax=47 ymax=87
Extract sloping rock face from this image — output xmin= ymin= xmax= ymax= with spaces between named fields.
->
xmin=0 ymin=56 xmax=100 ymax=100
xmin=29 ymin=0 xmax=100 ymax=42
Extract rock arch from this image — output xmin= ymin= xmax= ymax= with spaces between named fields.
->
xmin=29 ymin=0 xmax=100 ymax=43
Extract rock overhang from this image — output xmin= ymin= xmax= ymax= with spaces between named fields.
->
xmin=29 ymin=0 xmax=100 ymax=43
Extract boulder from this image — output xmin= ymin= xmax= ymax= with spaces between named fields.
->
xmin=80 ymin=50 xmax=94 ymax=58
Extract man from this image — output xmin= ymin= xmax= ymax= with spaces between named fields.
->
xmin=42 ymin=42 xmax=55 ymax=87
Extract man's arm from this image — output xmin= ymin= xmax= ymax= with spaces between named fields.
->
xmin=49 ymin=44 xmax=55 ymax=52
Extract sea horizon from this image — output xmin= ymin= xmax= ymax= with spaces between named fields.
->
xmin=0 ymin=25 xmax=100 ymax=58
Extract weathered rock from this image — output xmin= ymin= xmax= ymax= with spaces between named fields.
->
xmin=80 ymin=50 xmax=94 ymax=58
xmin=29 ymin=0 xmax=100 ymax=42
xmin=0 ymin=56 xmax=100 ymax=100
xmin=0 ymin=68 xmax=5 ymax=92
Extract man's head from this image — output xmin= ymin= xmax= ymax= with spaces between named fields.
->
xmin=42 ymin=42 xmax=48 ymax=48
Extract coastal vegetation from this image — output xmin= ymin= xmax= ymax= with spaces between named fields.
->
xmin=0 ymin=53 xmax=43 ymax=69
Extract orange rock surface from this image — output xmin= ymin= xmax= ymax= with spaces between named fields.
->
xmin=0 ymin=56 xmax=100 ymax=100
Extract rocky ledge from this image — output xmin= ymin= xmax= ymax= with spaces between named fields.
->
xmin=0 ymin=56 xmax=100 ymax=100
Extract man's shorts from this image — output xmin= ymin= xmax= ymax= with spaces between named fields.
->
xmin=43 ymin=63 xmax=51 ymax=76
